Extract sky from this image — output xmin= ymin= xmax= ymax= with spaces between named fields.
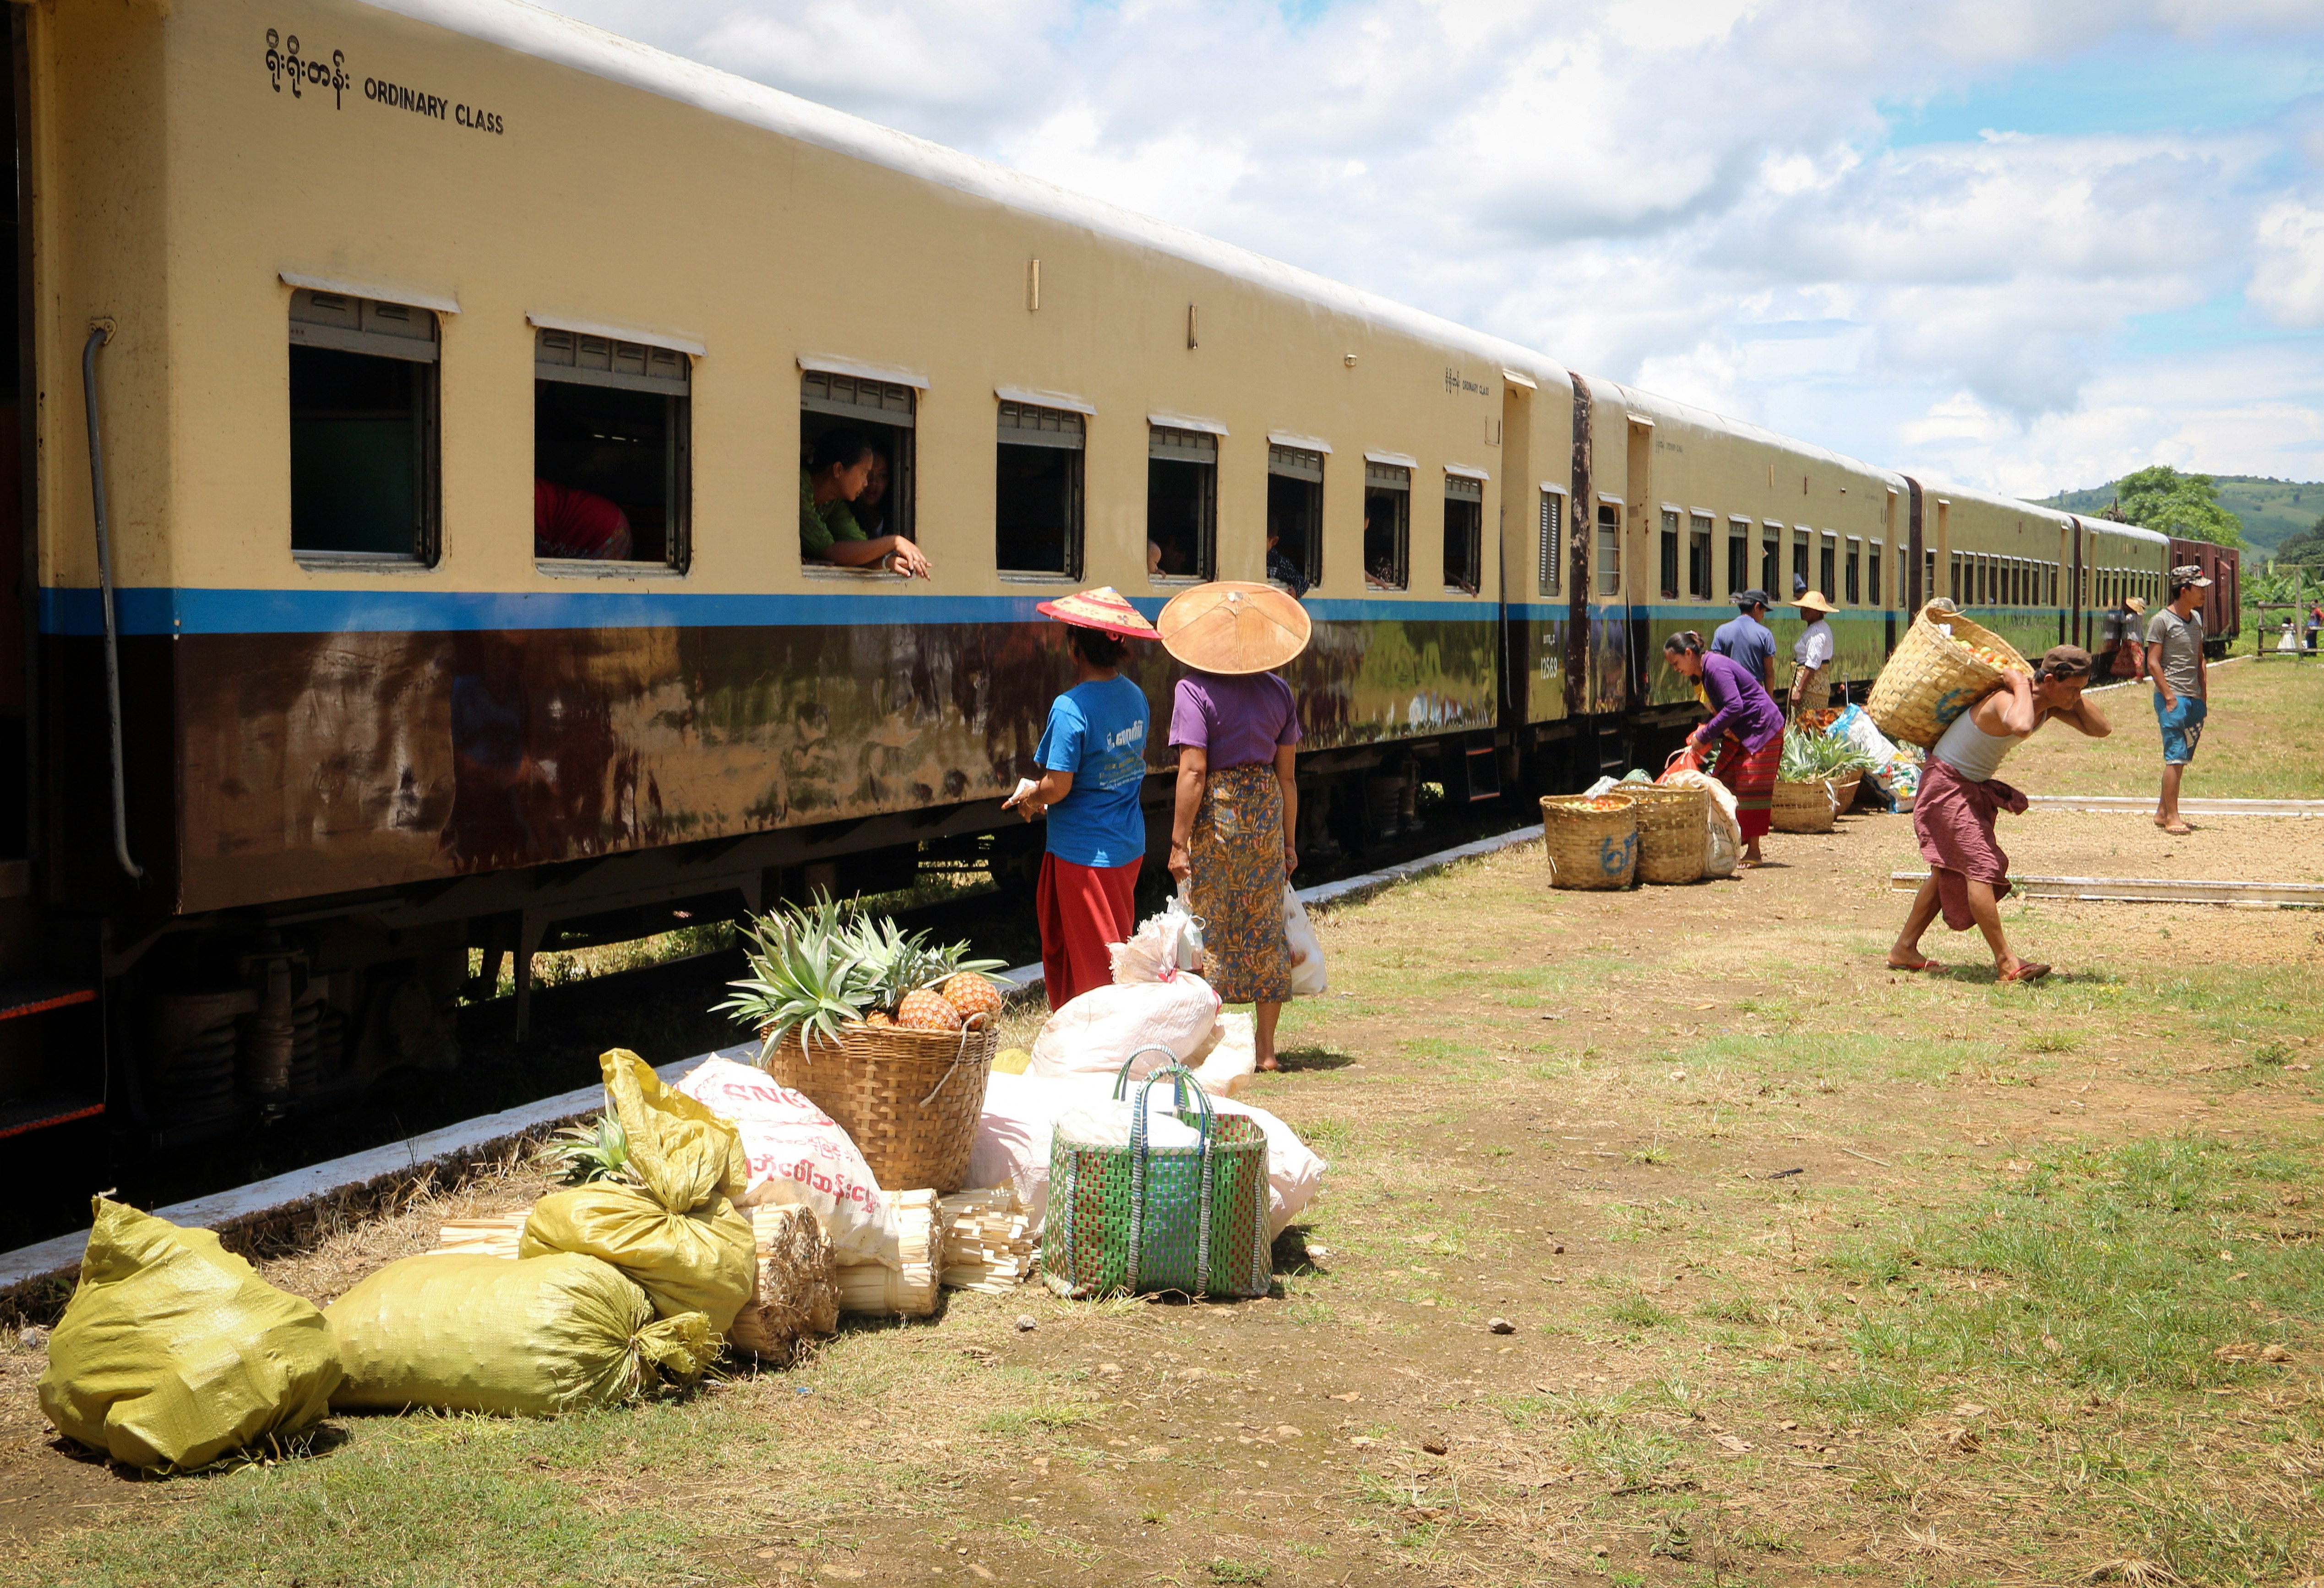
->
xmin=537 ymin=0 xmax=2324 ymax=501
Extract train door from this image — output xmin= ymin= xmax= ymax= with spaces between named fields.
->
xmin=1622 ymin=413 xmax=1653 ymax=710
xmin=1497 ymin=379 xmax=1532 ymax=725
xmin=0 ymin=13 xmax=26 ymax=871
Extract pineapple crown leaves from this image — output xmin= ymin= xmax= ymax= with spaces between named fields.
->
xmin=534 ymin=1110 xmax=637 ymax=1187
xmin=717 ymin=896 xmax=879 ymax=1056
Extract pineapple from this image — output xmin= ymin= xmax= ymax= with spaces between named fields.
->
xmin=939 ymin=972 xmax=1005 ymax=1026
xmin=896 ymin=988 xmax=963 ymax=1031
xmin=718 ymin=896 xmax=877 ymax=1055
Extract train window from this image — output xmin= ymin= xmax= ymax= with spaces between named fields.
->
xmin=1538 ymin=489 xmax=1563 ymax=596
xmin=1728 ymin=517 xmax=1750 ymax=594
xmin=1949 ymin=551 xmax=1963 ymax=604
xmin=1924 ymin=550 xmax=1935 ymax=608
xmin=1819 ymin=534 xmax=1837 ymax=602
xmin=1363 ymin=462 xmax=1410 ymax=590
xmin=1792 ymin=528 xmax=1810 ymax=596
xmin=1267 ymin=444 xmax=1324 ymax=591
xmin=2047 ymin=562 xmax=2058 ymax=606
xmin=1868 ymin=540 xmax=1883 ymax=607
xmin=1148 ymin=425 xmax=1217 ymax=582
xmin=1845 ymin=537 xmax=1861 ymax=605
xmin=801 ymin=370 xmax=915 ymax=559
xmin=1596 ymin=501 xmax=1622 ymax=596
xmin=534 ymin=329 xmax=690 ymax=568
xmin=1763 ymin=525 xmax=1781 ymax=595
xmin=997 ymin=401 xmax=1085 ymax=576
xmin=288 ymin=289 xmax=440 ymax=563
xmin=1690 ymin=513 xmax=1713 ymax=598
xmin=1659 ymin=509 xmax=1680 ymax=599
xmin=1443 ymin=474 xmax=1483 ymax=594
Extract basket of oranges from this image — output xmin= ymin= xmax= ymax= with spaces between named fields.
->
xmin=1867 ymin=603 xmax=2032 ymax=749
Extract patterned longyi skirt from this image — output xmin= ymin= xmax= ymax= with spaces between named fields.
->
xmin=1189 ymin=763 xmax=1293 ymax=1005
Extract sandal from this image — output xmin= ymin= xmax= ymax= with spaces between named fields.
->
xmin=1999 ymin=961 xmax=2052 ymax=984
xmin=1886 ymin=955 xmax=1940 ymax=972
xmin=1256 ymin=1057 xmax=1281 ymax=1073
xmin=2161 ymin=822 xmax=2193 ymax=836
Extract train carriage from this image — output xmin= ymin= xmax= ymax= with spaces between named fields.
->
xmin=0 ymin=0 xmax=2230 ymax=1146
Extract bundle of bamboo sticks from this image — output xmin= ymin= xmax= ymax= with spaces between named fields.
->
xmin=936 ymin=1188 xmax=1034 ymax=1293
xmin=733 ymin=1205 xmax=840 ymax=1361
xmin=834 ymin=1188 xmax=941 ymax=1317
xmin=430 ymin=1208 xmax=529 ymax=1259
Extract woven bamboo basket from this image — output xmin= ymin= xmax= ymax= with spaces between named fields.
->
xmin=1539 ymin=794 xmax=1638 ymax=890
xmin=1834 ymin=769 xmax=1867 ymax=813
xmin=1627 ymin=784 xmax=1709 ymax=885
xmin=1866 ymin=603 xmax=2032 ymax=749
xmin=760 ymin=1022 xmax=997 ymax=1194
xmin=1770 ymin=778 xmax=1844 ymax=833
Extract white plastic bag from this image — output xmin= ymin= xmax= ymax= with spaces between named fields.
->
xmin=1284 ymin=887 xmax=1327 ymax=997
xmin=673 ymin=1054 xmax=897 ymax=1262
xmin=1028 ymin=975 xmax=1220 ymax=1079
xmin=1108 ymin=892 xmax=1206 ymax=984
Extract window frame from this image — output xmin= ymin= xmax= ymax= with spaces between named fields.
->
xmin=1728 ymin=515 xmax=1751 ymax=596
xmin=1442 ymin=471 xmax=1485 ymax=595
xmin=1844 ymin=535 xmax=1861 ymax=606
xmin=1537 ymin=485 xmax=1566 ymax=597
xmin=995 ymin=398 xmax=1088 ymax=581
xmin=532 ymin=326 xmax=693 ymax=575
xmin=1363 ymin=459 xmax=1412 ymax=592
xmin=288 ymin=288 xmax=443 ymax=568
xmin=1868 ymin=538 xmax=1884 ymax=609
xmin=1659 ymin=507 xmax=1681 ymax=599
xmin=1595 ymin=497 xmax=1623 ymax=598
xmin=1266 ymin=442 xmax=1326 ymax=591
xmin=1146 ymin=424 xmax=1219 ymax=585
xmin=1688 ymin=511 xmax=1714 ymax=599
xmin=1818 ymin=532 xmax=1837 ymax=603
xmin=800 ymin=367 xmax=919 ymax=559
xmin=1763 ymin=522 xmax=1783 ymax=596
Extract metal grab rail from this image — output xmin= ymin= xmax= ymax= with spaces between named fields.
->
xmin=79 ymin=324 xmax=141 ymax=880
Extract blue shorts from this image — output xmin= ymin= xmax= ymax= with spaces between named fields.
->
xmin=2153 ymin=692 xmax=2206 ymax=765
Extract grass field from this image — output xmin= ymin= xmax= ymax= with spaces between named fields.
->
xmin=2008 ymin=655 xmax=2324 ymax=800
xmin=5 ymin=700 xmax=2322 ymax=1587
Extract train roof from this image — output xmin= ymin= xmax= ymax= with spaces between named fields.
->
xmin=367 ymin=0 xmax=1573 ymax=392
xmin=1599 ymin=381 xmax=1904 ymax=486
xmin=1904 ymin=477 xmax=2169 ymax=546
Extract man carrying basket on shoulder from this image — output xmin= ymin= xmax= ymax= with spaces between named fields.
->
xmin=1887 ymin=646 xmax=2109 ymax=984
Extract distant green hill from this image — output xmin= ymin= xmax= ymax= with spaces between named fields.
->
xmin=2036 ymin=475 xmax=2322 ymax=555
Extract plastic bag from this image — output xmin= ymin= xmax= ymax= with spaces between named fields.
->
xmin=1284 ymin=887 xmax=1327 ymax=997
xmin=1109 ymin=892 xmax=1206 ymax=984
xmin=673 ymin=1054 xmax=897 ymax=1263
xmin=327 ymin=1252 xmax=715 ymax=1416
xmin=520 ymin=1050 xmax=756 ymax=1332
xmin=1028 ymin=975 xmax=1221 ymax=1079
xmin=39 ymin=1198 xmax=342 ymax=1471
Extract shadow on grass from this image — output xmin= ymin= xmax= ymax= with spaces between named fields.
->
xmin=1274 ymin=1046 xmax=1359 ymax=1073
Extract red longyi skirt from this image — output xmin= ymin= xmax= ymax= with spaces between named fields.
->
xmin=1716 ymin=733 xmax=1781 ymax=843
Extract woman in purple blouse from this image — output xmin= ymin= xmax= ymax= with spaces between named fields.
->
xmin=1665 ymin=630 xmax=1784 ymax=866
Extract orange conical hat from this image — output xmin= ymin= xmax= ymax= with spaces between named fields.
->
xmin=1034 ymin=586 xmax=1158 ymax=640
xmin=1155 ymin=582 xmax=1311 ymax=675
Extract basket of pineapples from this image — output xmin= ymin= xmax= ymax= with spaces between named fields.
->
xmin=718 ymin=898 xmax=1008 ymax=1195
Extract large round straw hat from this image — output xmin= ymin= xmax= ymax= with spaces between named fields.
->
xmin=1796 ymin=589 xmax=1838 ymax=616
xmin=1156 ymin=582 xmax=1312 ymax=675
xmin=1034 ymin=586 xmax=1158 ymax=640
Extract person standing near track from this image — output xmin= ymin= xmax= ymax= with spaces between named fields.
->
xmin=1789 ymin=590 xmax=1838 ymax=718
xmin=1007 ymin=588 xmax=1158 ymax=1010
xmin=1888 ymin=646 xmax=2109 ymax=984
xmin=1666 ymin=631 xmax=1784 ymax=868
xmin=2146 ymin=567 xmax=2210 ymax=837
xmin=1712 ymin=590 xmax=1777 ymax=692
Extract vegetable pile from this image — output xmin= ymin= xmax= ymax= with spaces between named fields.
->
xmin=1778 ymin=726 xmax=1877 ymax=783
xmin=719 ymin=897 xmax=1006 ymax=1053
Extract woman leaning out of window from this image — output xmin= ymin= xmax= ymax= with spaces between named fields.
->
xmin=800 ymin=426 xmax=931 ymax=578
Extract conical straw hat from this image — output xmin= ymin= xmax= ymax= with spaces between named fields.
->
xmin=1034 ymin=586 xmax=1157 ymax=640
xmin=1156 ymin=582 xmax=1312 ymax=675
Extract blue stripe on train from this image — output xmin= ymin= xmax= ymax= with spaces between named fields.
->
xmin=44 ymin=587 xmax=1500 ymax=638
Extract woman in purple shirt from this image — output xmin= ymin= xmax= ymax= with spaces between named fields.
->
xmin=1159 ymin=587 xmax=1309 ymax=1071
xmin=1666 ymin=630 xmax=1784 ymax=867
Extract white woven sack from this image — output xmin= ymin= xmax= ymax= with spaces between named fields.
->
xmin=674 ymin=1053 xmax=898 ymax=1262
xmin=1028 ymin=974 xmax=1220 ymax=1079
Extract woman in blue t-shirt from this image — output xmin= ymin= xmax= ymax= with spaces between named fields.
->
xmin=1006 ymin=589 xmax=1158 ymax=1008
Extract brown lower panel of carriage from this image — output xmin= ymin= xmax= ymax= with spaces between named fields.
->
xmin=50 ymin=615 xmax=1497 ymax=917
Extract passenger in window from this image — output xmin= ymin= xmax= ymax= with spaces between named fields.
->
xmin=1147 ymin=540 xmax=1165 ymax=580
xmin=534 ymin=478 xmax=634 ymax=560
xmin=851 ymin=451 xmax=892 ymax=538
xmin=800 ymin=427 xmax=931 ymax=577
xmin=1266 ymin=528 xmax=1310 ymax=599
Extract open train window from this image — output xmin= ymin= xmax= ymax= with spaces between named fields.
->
xmin=1538 ymin=489 xmax=1564 ymax=596
xmin=1819 ymin=533 xmax=1837 ymax=602
xmin=1659 ymin=509 xmax=1680 ymax=599
xmin=1868 ymin=540 xmax=1883 ymax=607
xmin=1792 ymin=528 xmax=1810 ymax=595
xmin=289 ymin=289 xmax=439 ymax=564
xmin=1148 ymin=425 xmax=1216 ymax=582
xmin=1845 ymin=537 xmax=1861 ymax=605
xmin=800 ymin=369 xmax=915 ymax=567
xmin=1363 ymin=462 xmax=1410 ymax=590
xmin=1925 ymin=550 xmax=1935 ymax=607
xmin=1949 ymin=551 xmax=1963 ymax=604
xmin=1444 ymin=473 xmax=1483 ymax=595
xmin=1728 ymin=517 xmax=1750 ymax=595
xmin=533 ymin=328 xmax=690 ymax=570
xmin=996 ymin=400 xmax=1084 ymax=577
xmin=1689 ymin=513 xmax=1713 ymax=598
xmin=1763 ymin=524 xmax=1781 ymax=595
xmin=1596 ymin=500 xmax=1622 ymax=596
xmin=1267 ymin=443 xmax=1323 ymax=591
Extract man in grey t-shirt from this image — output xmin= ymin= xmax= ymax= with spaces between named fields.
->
xmin=2145 ymin=566 xmax=2210 ymax=835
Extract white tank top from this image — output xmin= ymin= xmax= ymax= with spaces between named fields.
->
xmin=1931 ymin=707 xmax=2018 ymax=782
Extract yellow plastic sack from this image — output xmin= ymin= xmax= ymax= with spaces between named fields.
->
xmin=38 ymin=1199 xmax=341 ymax=1471
xmin=517 ymin=1050 xmax=755 ymax=1332
xmin=326 ymin=1252 xmax=717 ymax=1417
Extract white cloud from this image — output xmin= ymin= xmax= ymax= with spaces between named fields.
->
xmin=536 ymin=0 xmax=2324 ymax=496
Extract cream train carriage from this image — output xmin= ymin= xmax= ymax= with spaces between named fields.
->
xmin=1 ymin=0 xmax=2209 ymax=1143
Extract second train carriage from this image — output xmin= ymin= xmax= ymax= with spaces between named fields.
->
xmin=0 ymin=0 xmax=2220 ymax=1145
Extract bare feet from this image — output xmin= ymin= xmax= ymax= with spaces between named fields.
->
xmin=2161 ymin=821 xmax=2193 ymax=836
xmin=1256 ymin=1055 xmax=1280 ymax=1073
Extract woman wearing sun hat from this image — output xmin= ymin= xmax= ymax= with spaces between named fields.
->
xmin=1788 ymin=588 xmax=1839 ymax=719
xmin=1158 ymin=582 xmax=1311 ymax=1071
xmin=1004 ymin=587 xmax=1159 ymax=1009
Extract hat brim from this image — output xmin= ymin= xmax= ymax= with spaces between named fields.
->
xmin=1797 ymin=599 xmax=1837 ymax=615
xmin=1035 ymin=592 xmax=1158 ymax=639
xmin=1156 ymin=581 xmax=1312 ymax=674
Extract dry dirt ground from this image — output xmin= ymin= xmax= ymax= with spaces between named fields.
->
xmin=4 ymin=675 xmax=2323 ymax=1588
